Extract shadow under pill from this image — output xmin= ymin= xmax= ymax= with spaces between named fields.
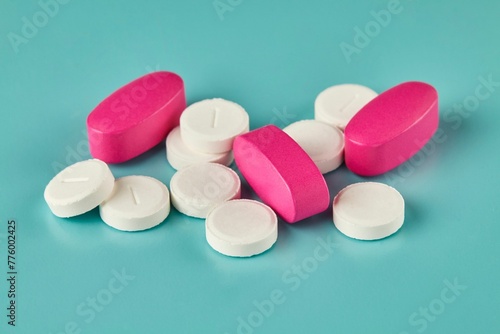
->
xmin=110 ymin=141 xmax=166 ymax=171
xmin=239 ymin=183 xmax=257 ymax=200
xmin=398 ymin=198 xmax=424 ymax=236
xmin=288 ymin=209 xmax=332 ymax=231
xmin=66 ymin=206 xmax=103 ymax=225
xmin=324 ymin=164 xmax=363 ymax=201
xmin=99 ymin=221 xmax=168 ymax=246
xmin=274 ymin=218 xmax=291 ymax=246
xmin=43 ymin=204 xmax=103 ymax=246
xmin=336 ymin=231 xmax=407 ymax=261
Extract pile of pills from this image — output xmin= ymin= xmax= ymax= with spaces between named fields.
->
xmin=44 ymin=71 xmax=439 ymax=257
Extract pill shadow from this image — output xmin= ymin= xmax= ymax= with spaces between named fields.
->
xmin=43 ymin=197 xmax=171 ymax=249
xmin=239 ymin=182 xmax=257 ymax=201
xmin=45 ymin=205 xmax=103 ymax=227
xmin=286 ymin=209 xmax=332 ymax=231
xmin=109 ymin=141 xmax=167 ymax=174
xmin=43 ymin=204 xmax=104 ymax=246
xmin=410 ymin=108 xmax=474 ymax=170
xmin=334 ymin=231 xmax=407 ymax=260
xmin=324 ymin=164 xmax=364 ymax=205
xmin=202 ymin=233 xmax=285 ymax=275
xmin=397 ymin=196 xmax=426 ymax=237
xmin=414 ymin=111 xmax=464 ymax=169
xmin=232 ymin=164 xmax=255 ymax=199
xmin=332 ymin=199 xmax=419 ymax=260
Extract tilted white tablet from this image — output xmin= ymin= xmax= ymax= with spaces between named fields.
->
xmin=180 ymin=98 xmax=249 ymax=153
xmin=44 ymin=159 xmax=115 ymax=217
xmin=170 ymin=163 xmax=241 ymax=218
xmin=166 ymin=126 xmax=233 ymax=170
xmin=333 ymin=182 xmax=404 ymax=240
xmin=315 ymin=84 xmax=377 ymax=130
xmin=206 ymin=199 xmax=278 ymax=257
xmin=100 ymin=176 xmax=170 ymax=231
xmin=283 ymin=120 xmax=344 ymax=174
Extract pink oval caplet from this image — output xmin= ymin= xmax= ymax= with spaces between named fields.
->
xmin=344 ymin=81 xmax=439 ymax=176
xmin=87 ymin=71 xmax=186 ymax=163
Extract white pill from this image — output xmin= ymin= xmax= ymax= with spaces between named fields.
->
xmin=315 ymin=84 xmax=377 ymax=130
xmin=283 ymin=120 xmax=344 ymax=174
xmin=100 ymin=176 xmax=170 ymax=231
xmin=180 ymin=98 xmax=249 ymax=153
xmin=166 ymin=126 xmax=234 ymax=170
xmin=44 ymin=159 xmax=115 ymax=217
xmin=333 ymin=182 xmax=404 ymax=240
xmin=170 ymin=163 xmax=241 ymax=218
xmin=206 ymin=199 xmax=278 ymax=257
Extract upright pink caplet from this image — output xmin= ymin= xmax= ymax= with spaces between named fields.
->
xmin=233 ymin=125 xmax=330 ymax=223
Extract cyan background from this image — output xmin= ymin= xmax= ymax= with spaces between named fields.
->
xmin=1 ymin=0 xmax=499 ymax=333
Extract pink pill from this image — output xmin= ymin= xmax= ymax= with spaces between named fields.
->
xmin=344 ymin=81 xmax=438 ymax=176
xmin=233 ymin=125 xmax=330 ymax=223
xmin=87 ymin=71 xmax=186 ymax=163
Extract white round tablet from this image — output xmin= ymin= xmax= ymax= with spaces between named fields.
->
xmin=206 ymin=199 xmax=278 ymax=257
xmin=166 ymin=126 xmax=234 ymax=170
xmin=99 ymin=176 xmax=170 ymax=231
xmin=170 ymin=163 xmax=241 ymax=218
xmin=333 ymin=182 xmax=405 ymax=240
xmin=180 ymin=98 xmax=249 ymax=154
xmin=283 ymin=120 xmax=344 ymax=174
xmin=315 ymin=84 xmax=377 ymax=130
xmin=44 ymin=159 xmax=115 ymax=217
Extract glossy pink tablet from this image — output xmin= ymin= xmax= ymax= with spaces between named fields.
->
xmin=344 ymin=81 xmax=438 ymax=176
xmin=87 ymin=71 xmax=186 ymax=163
xmin=233 ymin=125 xmax=330 ymax=223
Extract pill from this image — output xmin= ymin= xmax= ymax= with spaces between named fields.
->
xmin=205 ymin=199 xmax=278 ymax=257
xmin=99 ymin=176 xmax=170 ymax=231
xmin=87 ymin=71 xmax=186 ymax=163
xmin=283 ymin=120 xmax=344 ymax=174
xmin=44 ymin=159 xmax=115 ymax=217
xmin=170 ymin=163 xmax=241 ymax=218
xmin=344 ymin=81 xmax=438 ymax=176
xmin=166 ymin=126 xmax=233 ymax=170
xmin=315 ymin=84 xmax=377 ymax=130
xmin=180 ymin=98 xmax=249 ymax=154
xmin=333 ymin=182 xmax=404 ymax=240
xmin=233 ymin=125 xmax=330 ymax=223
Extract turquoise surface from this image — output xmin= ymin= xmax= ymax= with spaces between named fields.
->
xmin=1 ymin=0 xmax=499 ymax=333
